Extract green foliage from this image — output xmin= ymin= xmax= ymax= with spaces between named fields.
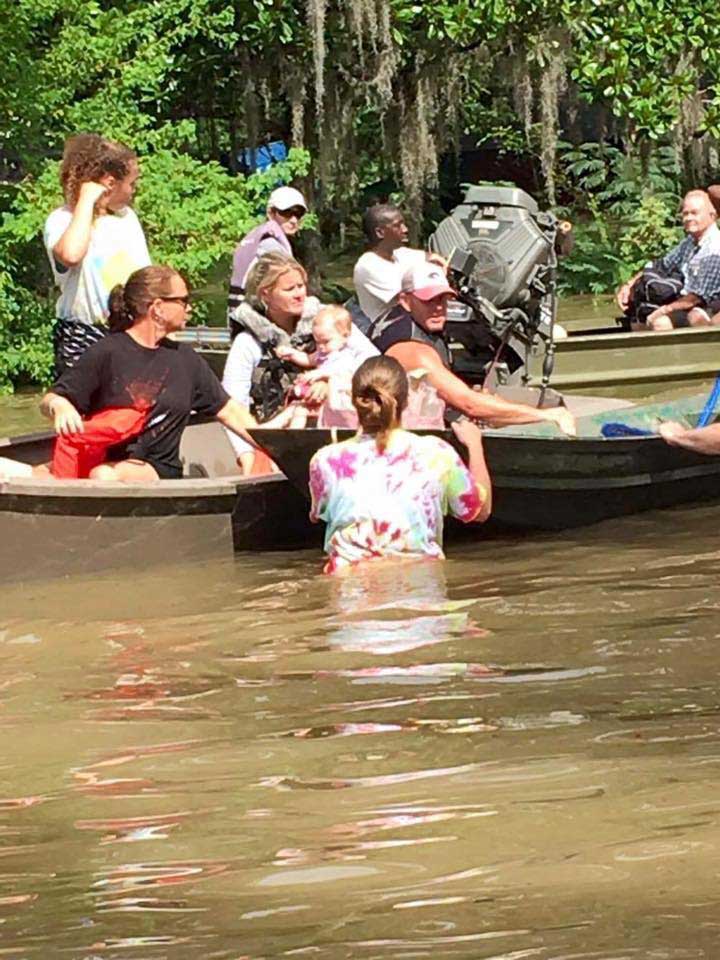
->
xmin=567 ymin=0 xmax=720 ymax=140
xmin=135 ymin=147 xmax=312 ymax=284
xmin=559 ymin=194 xmax=682 ymax=295
xmin=0 ymin=146 xmax=311 ymax=388
xmin=0 ymin=272 xmax=54 ymax=394
xmin=617 ymin=193 xmax=682 ymax=271
xmin=557 ymin=139 xmax=683 ymax=294
xmin=558 ymin=141 xmax=682 ymax=216
xmin=3 ymin=0 xmax=720 ymax=386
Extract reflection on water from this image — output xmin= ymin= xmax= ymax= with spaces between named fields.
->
xmin=2 ymin=331 xmax=720 ymax=956
xmin=2 ymin=500 xmax=720 ymax=958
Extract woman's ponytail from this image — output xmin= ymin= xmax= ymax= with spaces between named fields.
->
xmin=107 ymin=266 xmax=184 ymax=332
xmin=108 ymin=284 xmax=133 ymax=332
xmin=352 ymin=356 xmax=409 ymax=453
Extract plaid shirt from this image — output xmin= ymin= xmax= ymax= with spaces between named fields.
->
xmin=656 ymin=222 xmax=720 ymax=302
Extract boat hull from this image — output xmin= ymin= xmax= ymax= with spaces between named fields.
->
xmin=519 ymin=325 xmax=720 ymax=397
xmin=250 ymin=426 xmax=720 ymax=533
xmin=0 ymin=424 xmax=318 ymax=580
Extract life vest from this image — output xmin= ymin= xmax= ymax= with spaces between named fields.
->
xmin=230 ymin=301 xmax=316 ymax=421
xmin=51 ymin=406 xmax=149 ymax=479
xmin=368 ymin=305 xmax=452 ymax=368
xmin=227 ymin=220 xmax=292 ymax=316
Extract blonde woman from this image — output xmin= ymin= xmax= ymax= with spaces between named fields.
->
xmin=222 ymin=253 xmax=375 ymax=473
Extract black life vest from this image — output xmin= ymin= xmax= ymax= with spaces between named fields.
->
xmin=231 ymin=306 xmax=315 ymax=421
xmin=368 ymin=305 xmax=452 ymax=369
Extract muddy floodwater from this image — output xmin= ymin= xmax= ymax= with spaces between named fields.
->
xmin=2 ymin=387 xmax=720 ymax=959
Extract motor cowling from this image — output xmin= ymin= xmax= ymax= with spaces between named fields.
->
xmin=429 ymin=185 xmax=559 ymax=386
xmin=429 ymin=185 xmax=557 ymax=310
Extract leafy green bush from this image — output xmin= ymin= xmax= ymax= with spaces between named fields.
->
xmin=559 ymin=193 xmax=682 ymax=295
xmin=558 ymin=141 xmax=681 ymax=216
xmin=0 ymin=270 xmax=54 ymax=394
xmin=557 ymin=142 xmax=683 ymax=295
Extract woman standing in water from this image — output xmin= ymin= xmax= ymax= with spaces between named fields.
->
xmin=309 ymin=355 xmax=492 ymax=574
xmin=44 ymin=133 xmax=151 ymax=376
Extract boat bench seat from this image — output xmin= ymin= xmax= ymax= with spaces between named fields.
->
xmin=179 ymin=421 xmax=241 ymax=479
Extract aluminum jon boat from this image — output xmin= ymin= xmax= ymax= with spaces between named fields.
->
xmin=3 ymin=393 xmax=719 ymax=581
xmin=250 ymin=392 xmax=720 ymax=534
xmin=0 ymin=420 xmax=318 ymax=581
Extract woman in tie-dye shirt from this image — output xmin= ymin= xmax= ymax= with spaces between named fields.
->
xmin=309 ymin=356 xmax=491 ymax=574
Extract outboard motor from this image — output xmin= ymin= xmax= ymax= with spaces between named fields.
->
xmin=429 ymin=185 xmax=559 ymax=389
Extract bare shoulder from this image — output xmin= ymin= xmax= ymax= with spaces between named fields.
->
xmin=386 ymin=340 xmax=444 ymax=369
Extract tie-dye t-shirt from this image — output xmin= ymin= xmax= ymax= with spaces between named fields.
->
xmin=44 ymin=206 xmax=151 ymax=325
xmin=309 ymin=429 xmax=487 ymax=573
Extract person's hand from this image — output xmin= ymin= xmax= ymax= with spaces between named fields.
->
xmin=50 ymin=397 xmax=84 ymax=436
xmin=659 ymin=421 xmax=686 ymax=445
xmin=78 ymin=181 xmax=109 ymax=207
xmin=646 ymin=305 xmax=669 ymax=324
xmin=305 ymin=380 xmax=329 ymax=406
xmin=543 ymin=406 xmax=577 ymax=437
xmin=616 ymin=282 xmax=633 ymax=311
xmin=451 ymin=418 xmax=484 ymax=450
xmin=275 ymin=344 xmax=294 ymax=360
xmin=426 ymin=252 xmax=449 ymax=272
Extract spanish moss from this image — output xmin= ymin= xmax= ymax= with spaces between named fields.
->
xmin=539 ymin=45 xmax=566 ymax=205
xmin=307 ymin=0 xmax=326 ymax=122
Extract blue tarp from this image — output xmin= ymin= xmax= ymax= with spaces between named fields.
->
xmin=240 ymin=141 xmax=287 ymax=172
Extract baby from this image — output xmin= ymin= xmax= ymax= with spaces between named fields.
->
xmin=268 ymin=305 xmax=375 ymax=428
xmin=278 ymin=305 xmax=359 ymax=379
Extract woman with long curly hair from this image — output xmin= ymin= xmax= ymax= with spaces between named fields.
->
xmin=44 ymin=133 xmax=151 ymax=376
xmin=309 ymin=355 xmax=492 ymax=574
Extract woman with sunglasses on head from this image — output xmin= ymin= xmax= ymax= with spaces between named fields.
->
xmin=26 ymin=265 xmax=255 ymax=483
xmin=44 ymin=133 xmax=151 ymax=376
xmin=227 ymin=186 xmax=308 ymax=322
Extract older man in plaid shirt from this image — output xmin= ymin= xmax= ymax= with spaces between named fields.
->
xmin=616 ymin=190 xmax=720 ymax=331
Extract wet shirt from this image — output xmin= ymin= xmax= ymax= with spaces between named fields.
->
xmin=309 ymin=429 xmax=486 ymax=573
xmin=53 ymin=333 xmax=229 ymax=476
xmin=44 ymin=206 xmax=151 ymax=324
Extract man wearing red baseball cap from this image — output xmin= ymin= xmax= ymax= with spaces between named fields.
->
xmin=368 ymin=262 xmax=576 ymax=435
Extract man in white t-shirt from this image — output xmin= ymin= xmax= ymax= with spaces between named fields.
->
xmin=352 ymin=204 xmax=445 ymax=326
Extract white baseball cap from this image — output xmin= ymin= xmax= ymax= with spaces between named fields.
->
xmin=401 ymin=262 xmax=453 ymax=300
xmin=268 ymin=186 xmax=308 ymax=212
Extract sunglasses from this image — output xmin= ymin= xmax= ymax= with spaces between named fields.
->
xmin=161 ymin=295 xmax=192 ymax=306
xmin=277 ymin=206 xmax=306 ymax=219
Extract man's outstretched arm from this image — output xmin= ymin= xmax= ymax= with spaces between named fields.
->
xmin=386 ymin=342 xmax=576 ymax=435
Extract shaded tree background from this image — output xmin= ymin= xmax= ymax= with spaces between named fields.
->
xmin=2 ymin=0 xmax=720 ymax=388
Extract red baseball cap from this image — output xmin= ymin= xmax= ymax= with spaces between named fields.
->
xmin=401 ymin=262 xmax=453 ymax=300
